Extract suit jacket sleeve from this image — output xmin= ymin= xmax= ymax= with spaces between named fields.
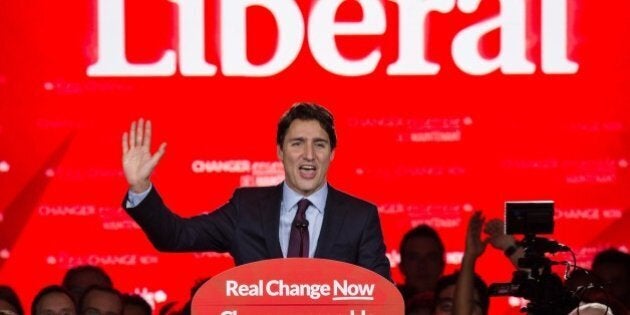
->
xmin=123 ymin=187 xmax=237 ymax=253
xmin=358 ymin=204 xmax=392 ymax=281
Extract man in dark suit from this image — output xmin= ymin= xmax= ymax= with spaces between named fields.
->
xmin=122 ymin=103 xmax=391 ymax=280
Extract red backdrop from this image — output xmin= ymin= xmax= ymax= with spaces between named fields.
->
xmin=1 ymin=0 xmax=628 ymax=313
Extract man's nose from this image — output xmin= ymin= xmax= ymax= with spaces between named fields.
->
xmin=303 ymin=144 xmax=314 ymax=160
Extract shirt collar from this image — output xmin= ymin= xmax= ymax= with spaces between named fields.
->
xmin=282 ymin=182 xmax=327 ymax=214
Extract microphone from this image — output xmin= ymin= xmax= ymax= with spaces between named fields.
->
xmin=295 ymin=220 xmax=309 ymax=229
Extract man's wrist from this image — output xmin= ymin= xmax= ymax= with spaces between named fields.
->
xmin=126 ymin=183 xmax=152 ymax=208
xmin=130 ymin=181 xmax=151 ymax=194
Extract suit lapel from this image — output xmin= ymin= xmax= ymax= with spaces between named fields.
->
xmin=260 ymin=184 xmax=284 ymax=259
xmin=314 ymin=185 xmax=348 ymax=257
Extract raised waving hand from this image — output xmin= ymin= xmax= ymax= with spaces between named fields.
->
xmin=122 ymin=119 xmax=166 ymax=193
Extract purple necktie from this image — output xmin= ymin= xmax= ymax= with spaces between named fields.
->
xmin=287 ymin=199 xmax=311 ymax=257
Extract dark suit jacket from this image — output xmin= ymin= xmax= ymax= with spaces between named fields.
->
xmin=124 ymin=183 xmax=392 ymax=280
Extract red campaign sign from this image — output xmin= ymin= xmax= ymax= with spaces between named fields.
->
xmin=191 ymin=258 xmax=403 ymax=314
xmin=88 ymin=0 xmax=578 ymax=77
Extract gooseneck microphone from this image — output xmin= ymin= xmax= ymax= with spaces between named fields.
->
xmin=295 ymin=220 xmax=309 ymax=229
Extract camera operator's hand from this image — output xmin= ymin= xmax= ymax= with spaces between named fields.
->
xmin=483 ymin=219 xmax=515 ymax=251
xmin=484 ymin=218 xmax=523 ymax=268
xmin=122 ymin=118 xmax=167 ymax=193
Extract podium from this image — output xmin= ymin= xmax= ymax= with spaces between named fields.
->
xmin=192 ymin=258 xmax=404 ymax=314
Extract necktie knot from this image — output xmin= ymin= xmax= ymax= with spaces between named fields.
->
xmin=296 ymin=199 xmax=311 ymax=216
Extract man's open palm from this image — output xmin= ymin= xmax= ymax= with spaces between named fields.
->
xmin=122 ymin=119 xmax=166 ymax=193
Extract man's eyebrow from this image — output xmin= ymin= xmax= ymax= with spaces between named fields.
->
xmin=287 ymin=137 xmax=329 ymax=143
xmin=313 ymin=137 xmax=329 ymax=143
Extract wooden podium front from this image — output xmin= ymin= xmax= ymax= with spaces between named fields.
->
xmin=192 ymin=258 xmax=403 ymax=314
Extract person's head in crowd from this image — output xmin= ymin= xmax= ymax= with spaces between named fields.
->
xmin=404 ymin=291 xmax=434 ymax=315
xmin=591 ymin=248 xmax=630 ymax=308
xmin=62 ymin=266 xmax=113 ymax=302
xmin=121 ymin=295 xmax=150 ymax=315
xmin=31 ymin=285 xmax=76 ymax=315
xmin=180 ymin=277 xmax=210 ymax=315
xmin=399 ymin=225 xmax=446 ymax=296
xmin=0 ymin=286 xmax=24 ymax=315
xmin=276 ymin=102 xmax=336 ymax=197
xmin=433 ymin=273 xmax=489 ymax=315
xmin=78 ymin=286 xmax=122 ymax=315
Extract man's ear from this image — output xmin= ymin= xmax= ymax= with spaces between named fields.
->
xmin=330 ymin=149 xmax=335 ymax=161
xmin=277 ymin=145 xmax=283 ymax=160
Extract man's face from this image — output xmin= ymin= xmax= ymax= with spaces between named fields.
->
xmin=434 ymin=284 xmax=484 ymax=315
xmin=593 ymin=262 xmax=629 ymax=303
xmin=81 ymin=290 xmax=122 ymax=315
xmin=400 ymin=237 xmax=445 ymax=293
xmin=278 ymin=119 xmax=334 ymax=196
xmin=36 ymin=292 xmax=76 ymax=315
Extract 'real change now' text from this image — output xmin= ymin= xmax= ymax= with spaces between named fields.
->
xmin=225 ymin=279 xmax=376 ymax=301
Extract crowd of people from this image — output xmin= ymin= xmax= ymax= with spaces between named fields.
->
xmin=1 ymin=213 xmax=628 ymax=315
xmin=0 ymin=266 xmax=153 ymax=315
xmin=397 ymin=213 xmax=630 ymax=315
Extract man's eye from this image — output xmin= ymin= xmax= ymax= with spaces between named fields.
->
xmin=438 ymin=303 xmax=453 ymax=311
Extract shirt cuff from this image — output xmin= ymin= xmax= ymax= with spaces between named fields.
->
xmin=126 ymin=183 xmax=152 ymax=208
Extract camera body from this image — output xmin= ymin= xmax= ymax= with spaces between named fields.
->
xmin=489 ymin=201 xmax=578 ymax=315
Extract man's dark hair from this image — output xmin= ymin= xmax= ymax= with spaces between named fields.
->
xmin=399 ymin=224 xmax=445 ymax=263
xmin=121 ymin=294 xmax=151 ymax=315
xmin=62 ymin=265 xmax=113 ymax=289
xmin=592 ymin=248 xmax=630 ymax=272
xmin=31 ymin=285 xmax=75 ymax=315
xmin=276 ymin=102 xmax=337 ymax=150
xmin=434 ymin=272 xmax=490 ymax=315
xmin=62 ymin=265 xmax=113 ymax=302
xmin=0 ymin=285 xmax=24 ymax=315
